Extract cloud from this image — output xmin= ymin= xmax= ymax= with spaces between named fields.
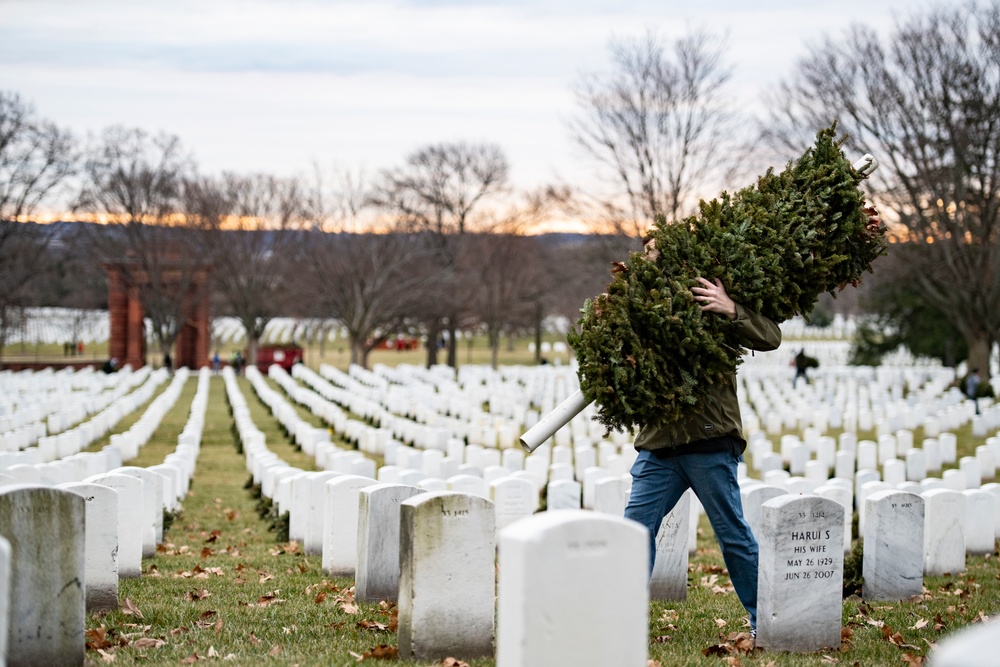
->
xmin=0 ymin=0 xmax=966 ymax=190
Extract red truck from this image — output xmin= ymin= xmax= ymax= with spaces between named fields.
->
xmin=254 ymin=345 xmax=304 ymax=370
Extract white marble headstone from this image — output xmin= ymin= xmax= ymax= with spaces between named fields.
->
xmin=592 ymin=476 xmax=629 ymax=516
xmin=496 ymin=510 xmax=648 ymax=667
xmin=546 ymin=479 xmax=582 ymax=510
xmin=0 ymin=485 xmax=86 ymax=667
xmin=398 ymin=492 xmax=495 ymax=661
xmin=650 ymin=490 xmax=690 ymax=601
xmin=355 ymin=483 xmax=423 ymax=602
xmin=757 ymin=494 xmax=844 ymax=652
xmin=863 ymin=490 xmax=924 ymax=601
xmin=922 ymin=488 xmax=966 ymax=575
xmin=305 ymin=471 xmax=342 ymax=555
xmin=0 ymin=535 xmax=8 ymax=665
xmin=741 ymin=484 xmax=788 ymax=543
xmin=322 ymin=475 xmax=377 ymax=576
xmin=490 ymin=477 xmax=536 ymax=530
xmin=84 ymin=472 xmax=143 ymax=578
xmin=114 ymin=466 xmax=165 ymax=554
xmin=60 ymin=482 xmax=120 ymax=611
xmin=962 ymin=489 xmax=997 ymax=555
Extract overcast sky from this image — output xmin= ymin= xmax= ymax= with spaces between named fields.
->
xmin=0 ymin=0 xmax=964 ymax=224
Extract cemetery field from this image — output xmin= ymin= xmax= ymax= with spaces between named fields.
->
xmin=75 ymin=373 xmax=1000 ymax=667
xmin=0 ymin=333 xmax=568 ymax=373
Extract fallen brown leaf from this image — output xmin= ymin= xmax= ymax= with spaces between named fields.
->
xmin=438 ymin=659 xmax=470 ymax=667
xmin=315 ymin=591 xmax=327 ymax=604
xmin=703 ymin=643 xmax=732 ymax=656
xmin=184 ymin=589 xmax=211 ymax=602
xmin=132 ymin=638 xmax=166 ymax=649
xmin=256 ymin=592 xmax=286 ymax=607
xmin=732 ymin=633 xmax=755 ymax=653
xmin=901 ymin=654 xmax=925 ymax=666
xmin=85 ymin=627 xmax=113 ymax=651
xmin=180 ymin=652 xmax=204 ymax=663
xmin=269 ymin=645 xmax=281 ymax=656
xmin=121 ymin=598 xmax=143 ymax=618
xmin=350 ymin=644 xmax=398 ymax=661
xmin=359 ymin=619 xmax=389 ymax=631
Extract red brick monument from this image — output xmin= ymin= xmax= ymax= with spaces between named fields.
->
xmin=104 ymin=257 xmax=211 ymax=370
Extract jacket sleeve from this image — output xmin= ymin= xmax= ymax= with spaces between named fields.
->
xmin=732 ymin=303 xmax=782 ymax=351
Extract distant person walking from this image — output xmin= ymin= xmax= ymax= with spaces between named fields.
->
xmin=965 ymin=368 xmax=981 ymax=414
xmin=793 ymin=349 xmax=810 ymax=388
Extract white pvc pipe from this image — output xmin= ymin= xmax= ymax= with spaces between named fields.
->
xmin=852 ymin=154 xmax=878 ymax=177
xmin=519 ymin=390 xmax=591 ymax=453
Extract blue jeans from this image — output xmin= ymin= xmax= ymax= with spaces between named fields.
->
xmin=624 ymin=442 xmax=758 ymax=628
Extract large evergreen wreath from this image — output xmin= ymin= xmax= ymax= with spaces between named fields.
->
xmin=568 ymin=125 xmax=887 ymax=435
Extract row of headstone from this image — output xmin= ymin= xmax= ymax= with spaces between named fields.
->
xmin=0 ymin=306 xmax=107 ymax=347
xmin=739 ymin=360 xmax=985 ymax=438
xmin=0 ymin=370 xmax=208 ymax=666
xmin=256 ymin=363 xmax=641 ymax=529
xmin=742 ymin=467 xmax=999 ymax=562
xmin=0 ymin=365 xmax=142 ymax=451
xmin=0 ymin=366 xmax=163 ymax=462
xmin=747 ymin=427 xmax=994 ymax=482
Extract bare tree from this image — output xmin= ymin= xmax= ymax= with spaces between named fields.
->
xmin=304 ymin=231 xmax=439 ymax=369
xmin=75 ymin=126 xmax=201 ymax=366
xmin=0 ymin=92 xmax=76 ymax=222
xmin=308 ymin=163 xmax=380 ymax=233
xmin=570 ymin=29 xmax=741 ymax=240
xmin=0 ymin=91 xmax=77 ymax=357
xmin=370 ymin=142 xmax=509 ymax=367
xmin=459 ymin=188 xmax=571 ymax=367
xmin=188 ymin=173 xmax=309 ymax=365
xmin=459 ymin=229 xmax=545 ymax=369
xmin=762 ymin=1 xmax=1000 ymax=376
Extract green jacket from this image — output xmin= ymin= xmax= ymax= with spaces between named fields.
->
xmin=633 ymin=303 xmax=781 ymax=453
